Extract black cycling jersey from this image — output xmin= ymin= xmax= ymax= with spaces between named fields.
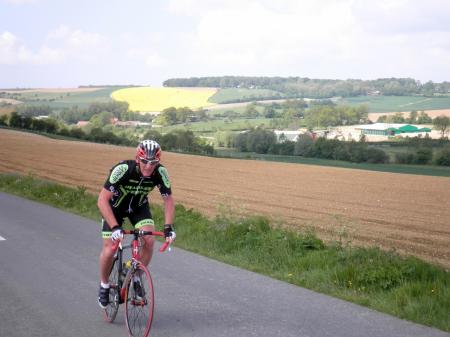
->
xmin=103 ymin=160 xmax=172 ymax=214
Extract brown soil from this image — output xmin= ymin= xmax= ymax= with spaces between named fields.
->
xmin=1 ymin=129 xmax=449 ymax=267
xmin=0 ymin=98 xmax=22 ymax=105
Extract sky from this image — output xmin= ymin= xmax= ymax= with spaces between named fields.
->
xmin=1 ymin=0 xmax=449 ymax=88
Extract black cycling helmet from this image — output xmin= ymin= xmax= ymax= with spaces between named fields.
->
xmin=136 ymin=139 xmax=161 ymax=162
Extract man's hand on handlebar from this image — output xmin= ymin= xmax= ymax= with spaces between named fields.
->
xmin=111 ymin=226 xmax=124 ymax=242
xmin=164 ymin=224 xmax=176 ymax=243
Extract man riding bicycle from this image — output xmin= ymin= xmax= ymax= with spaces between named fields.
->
xmin=97 ymin=139 xmax=176 ymax=308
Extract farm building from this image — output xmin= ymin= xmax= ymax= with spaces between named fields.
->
xmin=274 ymin=130 xmax=302 ymax=142
xmin=355 ymin=123 xmax=432 ymax=136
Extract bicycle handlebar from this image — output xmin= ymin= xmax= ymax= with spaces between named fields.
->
xmin=111 ymin=230 xmax=172 ymax=253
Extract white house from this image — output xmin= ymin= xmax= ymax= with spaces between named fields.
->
xmin=274 ymin=130 xmax=302 ymax=142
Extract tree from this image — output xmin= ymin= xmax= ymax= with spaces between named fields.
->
xmin=89 ymin=111 xmax=114 ymax=128
xmin=433 ymin=115 xmax=450 ymax=138
xmin=416 ymin=111 xmax=432 ymax=124
xmin=407 ymin=110 xmax=418 ymax=123
xmin=294 ymin=133 xmax=314 ymax=156
xmin=414 ymin=147 xmax=432 ymax=164
xmin=245 ymin=103 xmax=259 ymax=117
xmin=434 ymin=146 xmax=450 ymax=166
xmin=233 ymin=127 xmax=276 ymax=153
xmin=0 ymin=114 xmax=8 ymax=125
xmin=143 ymin=129 xmax=162 ymax=143
xmin=389 ymin=112 xmax=406 ymax=123
xmin=263 ymin=105 xmax=276 ymax=118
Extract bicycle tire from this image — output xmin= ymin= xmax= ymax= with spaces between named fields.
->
xmin=124 ymin=262 xmax=155 ymax=337
xmin=103 ymin=254 xmax=121 ymax=323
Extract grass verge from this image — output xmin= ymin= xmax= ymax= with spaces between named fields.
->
xmin=0 ymin=173 xmax=449 ymax=332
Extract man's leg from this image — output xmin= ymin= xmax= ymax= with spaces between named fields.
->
xmin=137 ymin=224 xmax=155 ymax=267
xmin=98 ymin=219 xmax=120 ymax=309
xmin=99 ymin=238 xmax=115 ymax=283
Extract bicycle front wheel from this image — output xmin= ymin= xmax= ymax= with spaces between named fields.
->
xmin=103 ymin=256 xmax=120 ymax=323
xmin=124 ymin=262 xmax=155 ymax=337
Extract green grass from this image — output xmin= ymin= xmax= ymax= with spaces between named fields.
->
xmin=339 ymin=95 xmax=450 ymax=113
xmin=13 ymin=87 xmax=128 ymax=110
xmin=1 ymin=173 xmax=449 ymax=332
xmin=206 ymin=105 xmax=265 ymax=116
xmin=157 ymin=117 xmax=273 ymax=133
xmin=209 ymin=88 xmax=284 ymax=104
xmin=214 ymin=149 xmax=450 ymax=177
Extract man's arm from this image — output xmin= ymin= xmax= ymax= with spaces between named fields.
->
xmin=162 ymin=194 xmax=175 ymax=225
xmin=98 ymin=187 xmax=121 ymax=230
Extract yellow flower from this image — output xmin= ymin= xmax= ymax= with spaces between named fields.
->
xmin=111 ymin=87 xmax=217 ymax=112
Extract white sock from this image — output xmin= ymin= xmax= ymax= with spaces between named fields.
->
xmin=101 ymin=281 xmax=110 ymax=289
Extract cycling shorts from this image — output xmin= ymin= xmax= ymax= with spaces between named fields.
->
xmin=101 ymin=203 xmax=154 ymax=239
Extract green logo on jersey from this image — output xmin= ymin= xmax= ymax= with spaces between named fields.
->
xmin=109 ymin=164 xmax=128 ymax=184
xmin=158 ymin=166 xmax=171 ymax=188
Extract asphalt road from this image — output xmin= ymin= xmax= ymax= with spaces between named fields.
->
xmin=0 ymin=192 xmax=448 ymax=337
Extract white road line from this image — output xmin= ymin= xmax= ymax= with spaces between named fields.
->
xmin=0 ymin=235 xmax=6 ymax=241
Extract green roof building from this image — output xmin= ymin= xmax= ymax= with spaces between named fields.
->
xmin=356 ymin=123 xmax=432 ymax=136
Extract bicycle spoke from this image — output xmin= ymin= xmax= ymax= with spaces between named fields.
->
xmin=125 ymin=264 xmax=154 ymax=337
xmin=103 ymin=257 xmax=120 ymax=323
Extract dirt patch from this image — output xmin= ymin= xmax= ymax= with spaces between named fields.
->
xmin=0 ymin=98 xmax=22 ymax=105
xmin=1 ymin=129 xmax=449 ymax=267
xmin=0 ymin=107 xmax=16 ymax=115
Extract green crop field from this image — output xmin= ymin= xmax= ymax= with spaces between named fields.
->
xmin=208 ymin=88 xmax=284 ymax=104
xmin=339 ymin=95 xmax=450 ymax=113
xmin=6 ymin=87 xmax=126 ymax=110
xmin=156 ymin=117 xmax=273 ymax=134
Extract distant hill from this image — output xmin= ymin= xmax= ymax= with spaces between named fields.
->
xmin=164 ymin=76 xmax=450 ymax=100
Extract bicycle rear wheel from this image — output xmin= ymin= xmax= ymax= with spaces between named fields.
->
xmin=103 ymin=255 xmax=121 ymax=323
xmin=124 ymin=262 xmax=155 ymax=337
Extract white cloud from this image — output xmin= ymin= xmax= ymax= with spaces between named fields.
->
xmin=0 ymin=26 xmax=108 ymax=65
xmin=126 ymin=47 xmax=167 ymax=68
xmin=121 ymin=31 xmax=168 ymax=68
xmin=164 ymin=0 xmax=450 ymax=81
xmin=46 ymin=25 xmax=107 ymax=62
xmin=0 ymin=31 xmax=63 ymax=65
xmin=178 ymin=1 xmax=356 ymax=69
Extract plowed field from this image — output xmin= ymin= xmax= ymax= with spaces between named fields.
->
xmin=1 ymin=129 xmax=449 ymax=267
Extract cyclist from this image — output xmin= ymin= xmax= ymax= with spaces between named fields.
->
xmin=97 ymin=139 xmax=176 ymax=309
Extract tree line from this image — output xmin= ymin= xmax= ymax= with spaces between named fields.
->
xmin=1 ymin=112 xmax=213 ymax=156
xmin=232 ymin=127 xmax=450 ymax=166
xmin=153 ymin=106 xmax=208 ymax=126
xmin=13 ymin=101 xmax=152 ymax=125
xmin=376 ymin=111 xmax=432 ymax=124
xmin=163 ymin=76 xmax=450 ymax=98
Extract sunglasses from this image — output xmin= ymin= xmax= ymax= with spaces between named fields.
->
xmin=139 ymin=157 xmax=159 ymax=165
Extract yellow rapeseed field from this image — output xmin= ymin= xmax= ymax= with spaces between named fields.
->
xmin=111 ymin=87 xmax=217 ymax=112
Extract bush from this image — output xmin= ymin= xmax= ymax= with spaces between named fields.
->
xmin=269 ymin=141 xmax=295 ymax=155
xmin=395 ymin=152 xmax=415 ymax=164
xmin=0 ymin=115 xmax=7 ymax=126
xmin=294 ymin=134 xmax=314 ymax=156
xmin=347 ymin=141 xmax=368 ymax=163
xmin=414 ymin=147 xmax=432 ymax=164
xmin=314 ymin=138 xmax=342 ymax=159
xmin=434 ymin=146 xmax=450 ymax=166
xmin=367 ymin=148 xmax=389 ymax=163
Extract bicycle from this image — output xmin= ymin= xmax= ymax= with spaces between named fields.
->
xmin=103 ymin=229 xmax=171 ymax=337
